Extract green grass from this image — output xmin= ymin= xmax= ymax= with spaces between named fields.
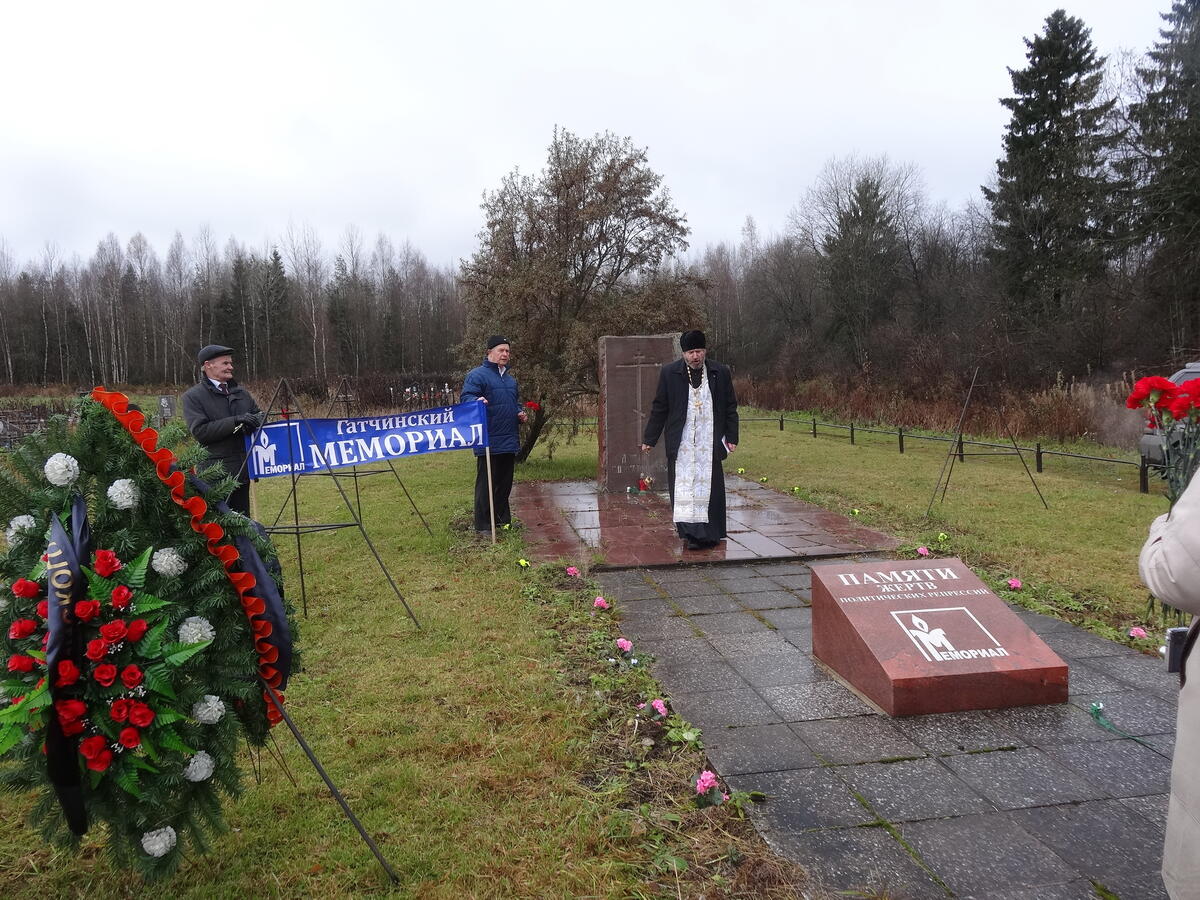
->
xmin=731 ymin=411 xmax=1169 ymax=638
xmin=0 ymin=445 xmax=804 ymax=898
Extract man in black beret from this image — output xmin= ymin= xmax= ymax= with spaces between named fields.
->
xmin=182 ymin=345 xmax=265 ymax=516
xmin=461 ymin=335 xmax=529 ymax=535
xmin=641 ymin=330 xmax=740 ymax=550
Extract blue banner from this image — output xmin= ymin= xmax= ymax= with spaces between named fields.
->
xmin=245 ymin=402 xmax=489 ymax=478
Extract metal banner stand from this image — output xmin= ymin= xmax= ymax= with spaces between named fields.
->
xmin=242 ymin=377 xmax=421 ymax=628
xmin=925 ymin=366 xmax=1048 ymax=519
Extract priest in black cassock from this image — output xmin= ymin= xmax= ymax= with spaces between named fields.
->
xmin=640 ymin=330 xmax=740 ymax=550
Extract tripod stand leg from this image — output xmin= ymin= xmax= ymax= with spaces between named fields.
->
xmin=260 ymin=682 xmax=401 ymax=884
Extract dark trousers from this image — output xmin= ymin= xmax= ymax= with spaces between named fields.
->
xmin=475 ymin=453 xmax=516 ymax=531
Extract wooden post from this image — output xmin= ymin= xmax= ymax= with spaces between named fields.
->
xmin=485 ymin=447 xmax=497 ymax=544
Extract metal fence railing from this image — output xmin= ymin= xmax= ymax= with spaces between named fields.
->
xmin=741 ymin=414 xmax=1158 ymax=494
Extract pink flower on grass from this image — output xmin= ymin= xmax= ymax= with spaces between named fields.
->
xmin=616 ymin=638 xmax=633 ymax=653
xmin=695 ymin=770 xmax=720 ymax=795
xmin=1129 ymin=627 xmax=1148 ymax=640
xmin=651 ymin=698 xmax=668 ymax=717
xmin=593 ymin=596 xmax=609 ymax=609
xmin=566 ymin=566 xmax=580 ymax=577
xmin=1007 ymin=578 xmax=1022 ymax=590
xmin=916 ymin=547 xmax=930 ymax=557
xmin=636 ymin=702 xmax=646 ymax=710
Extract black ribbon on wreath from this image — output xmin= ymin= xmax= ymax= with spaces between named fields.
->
xmin=44 ymin=494 xmax=92 ymax=836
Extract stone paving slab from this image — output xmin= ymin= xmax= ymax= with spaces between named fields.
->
xmin=513 ymin=475 xmax=899 ymax=568
xmin=594 ymin=560 xmax=1179 ymax=899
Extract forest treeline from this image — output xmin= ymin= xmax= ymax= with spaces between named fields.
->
xmin=0 ymin=4 xmax=1196 ymax=412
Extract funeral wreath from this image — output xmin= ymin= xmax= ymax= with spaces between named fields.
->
xmin=0 ymin=389 xmax=297 ymax=877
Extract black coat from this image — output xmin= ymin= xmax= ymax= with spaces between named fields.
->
xmin=182 ymin=379 xmax=262 ymax=478
xmin=642 ymin=358 xmax=739 ymax=458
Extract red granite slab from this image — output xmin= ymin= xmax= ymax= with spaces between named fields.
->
xmin=512 ymin=476 xmax=899 ymax=569
xmin=810 ymin=558 xmax=1068 ymax=716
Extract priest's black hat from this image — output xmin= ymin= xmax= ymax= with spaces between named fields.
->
xmin=680 ymin=330 xmax=706 ymax=352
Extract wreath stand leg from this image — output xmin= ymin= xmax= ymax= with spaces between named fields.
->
xmin=260 ymin=680 xmax=401 ymax=884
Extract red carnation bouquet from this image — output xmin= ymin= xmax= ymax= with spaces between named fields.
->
xmin=1127 ymin=375 xmax=1200 ymax=504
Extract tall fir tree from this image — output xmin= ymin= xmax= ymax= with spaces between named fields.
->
xmin=1127 ymin=0 xmax=1200 ymax=359
xmin=983 ymin=10 xmax=1119 ymax=341
xmin=821 ymin=175 xmax=902 ymax=373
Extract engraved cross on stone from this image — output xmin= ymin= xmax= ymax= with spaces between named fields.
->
xmin=614 ymin=349 xmax=659 ymax=434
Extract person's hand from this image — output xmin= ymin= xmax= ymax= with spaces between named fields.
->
xmin=640 ymin=443 xmax=652 ymax=452
xmin=517 ymin=410 xmax=528 ymax=423
xmin=726 ymin=443 xmax=736 ymax=452
xmin=238 ymin=412 xmax=266 ymax=430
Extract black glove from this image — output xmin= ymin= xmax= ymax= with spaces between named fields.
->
xmin=237 ymin=412 xmax=267 ymax=430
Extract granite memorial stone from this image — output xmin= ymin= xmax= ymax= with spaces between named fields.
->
xmin=811 ymin=557 xmax=1068 ymax=715
xmin=597 ymin=334 xmax=676 ymax=492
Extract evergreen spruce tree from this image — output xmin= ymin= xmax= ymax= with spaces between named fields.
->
xmin=1127 ymin=0 xmax=1200 ymax=358
xmin=820 ymin=175 xmax=902 ymax=373
xmin=983 ymin=10 xmax=1118 ymax=340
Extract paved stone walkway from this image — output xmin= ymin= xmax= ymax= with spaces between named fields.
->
xmin=513 ymin=475 xmax=899 ymax=567
xmin=595 ymin=562 xmax=1175 ymax=899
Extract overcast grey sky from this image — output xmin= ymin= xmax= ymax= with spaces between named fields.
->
xmin=0 ymin=1 xmax=1167 ymax=270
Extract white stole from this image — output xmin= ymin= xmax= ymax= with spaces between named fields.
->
xmin=673 ymin=365 xmax=714 ymax=523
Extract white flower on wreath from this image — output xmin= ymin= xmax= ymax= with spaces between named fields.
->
xmin=140 ymin=825 xmax=177 ymax=858
xmin=183 ymin=750 xmax=215 ymax=782
xmin=151 ymin=547 xmax=187 ymax=577
xmin=178 ymin=616 xmax=215 ymax=645
xmin=43 ymin=453 xmax=80 ymax=487
xmin=106 ymin=478 xmax=139 ymax=510
xmin=192 ymin=694 xmax=225 ymax=725
xmin=5 ymin=514 xmax=36 ymax=545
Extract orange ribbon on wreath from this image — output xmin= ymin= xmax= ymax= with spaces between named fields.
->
xmin=90 ymin=388 xmax=285 ymax=724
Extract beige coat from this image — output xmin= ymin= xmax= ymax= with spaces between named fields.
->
xmin=1140 ymin=474 xmax=1200 ymax=900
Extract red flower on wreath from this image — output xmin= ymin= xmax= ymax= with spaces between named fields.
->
xmin=93 ymin=550 xmax=122 ymax=578
xmin=35 ymin=600 xmax=48 ymax=619
xmin=110 ymin=585 xmax=132 ymax=609
xmin=86 ymin=749 xmax=113 ymax=772
xmin=129 ymin=701 xmax=155 ymax=728
xmin=11 ymin=578 xmax=40 ymax=599
xmin=120 ymin=664 xmax=143 ymax=690
xmin=99 ymin=620 xmax=127 ymax=643
xmin=54 ymin=660 xmax=80 ymax=687
xmin=61 ymin=719 xmax=84 ymax=737
xmin=93 ymin=663 xmax=118 ymax=687
xmin=85 ymin=639 xmax=109 ymax=661
xmin=74 ymin=600 xmax=101 ymax=623
xmin=109 ymin=698 xmax=131 ymax=723
xmin=524 ymin=401 xmax=541 ymax=411
xmin=7 ymin=654 xmax=35 ymax=673
xmin=55 ymin=698 xmax=86 ymax=725
xmin=126 ymin=619 xmax=149 ymax=642
xmin=117 ymin=727 xmax=141 ymax=749
xmin=79 ymin=735 xmax=107 ymax=760
xmin=8 ymin=618 xmax=37 ymax=640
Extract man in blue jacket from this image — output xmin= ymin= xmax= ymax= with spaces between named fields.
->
xmin=461 ymin=335 xmax=528 ymax=533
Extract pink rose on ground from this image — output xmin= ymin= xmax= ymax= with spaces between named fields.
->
xmin=616 ymin=638 xmax=633 ymax=653
xmin=593 ymin=597 xmax=609 ymax=609
xmin=651 ymin=698 xmax=668 ymax=717
xmin=1129 ymin=627 xmax=1148 ymax=639
xmin=916 ymin=547 xmax=930 ymax=557
xmin=695 ymin=770 xmax=719 ymax=794
xmin=566 ymin=566 xmax=580 ymax=577
xmin=1007 ymin=578 xmax=1022 ymax=590
xmin=636 ymin=702 xmax=646 ymax=710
